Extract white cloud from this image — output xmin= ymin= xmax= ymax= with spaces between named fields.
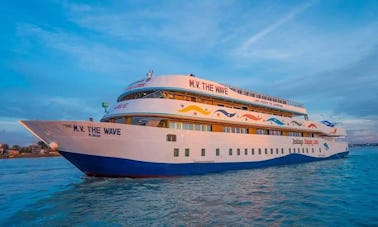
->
xmin=236 ymin=0 xmax=315 ymax=56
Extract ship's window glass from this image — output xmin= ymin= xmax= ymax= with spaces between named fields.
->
xmin=183 ymin=123 xmax=189 ymax=130
xmin=176 ymin=123 xmax=182 ymax=130
xmin=169 ymin=122 xmax=175 ymax=128
xmin=242 ymin=106 xmax=248 ymax=110
xmin=201 ymin=148 xmax=206 ymax=156
xmin=289 ymin=148 xmax=291 ymax=153
xmin=270 ymin=148 xmax=273 ymax=155
xmin=293 ymin=148 xmax=296 ymax=153
xmin=115 ymin=117 xmax=125 ymax=124
xmin=257 ymin=129 xmax=268 ymax=135
xmin=312 ymin=148 xmax=314 ymax=153
xmin=252 ymin=148 xmax=255 ymax=155
xmin=319 ymin=148 xmax=322 ymax=153
xmin=245 ymin=149 xmax=248 ymax=155
xmin=185 ymin=148 xmax=190 ymax=157
xmin=258 ymin=148 xmax=261 ymax=155
xmin=231 ymin=128 xmax=236 ymax=133
xmin=276 ymin=148 xmax=279 ymax=154
xmin=306 ymin=148 xmax=309 ymax=153
xmin=237 ymin=148 xmax=240 ymax=156
xmin=302 ymin=148 xmax=305 ymax=153
xmin=269 ymin=130 xmax=282 ymax=136
xmin=216 ymin=148 xmax=220 ymax=156
xmin=201 ymin=125 xmax=207 ymax=131
xmin=188 ymin=124 xmax=193 ymax=130
xmin=207 ymin=125 xmax=211 ymax=131
xmin=166 ymin=134 xmax=176 ymax=142
xmin=229 ymin=148 xmax=233 ymax=156
xmin=281 ymin=148 xmax=284 ymax=154
xmin=265 ymin=148 xmax=268 ymax=154
xmin=195 ymin=124 xmax=201 ymax=131
xmin=174 ymin=148 xmax=179 ymax=157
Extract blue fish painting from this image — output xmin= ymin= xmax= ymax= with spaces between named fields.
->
xmin=267 ymin=118 xmax=284 ymax=125
xmin=215 ymin=109 xmax=236 ymax=118
xmin=323 ymin=143 xmax=330 ymax=150
xmin=321 ymin=120 xmax=335 ymax=127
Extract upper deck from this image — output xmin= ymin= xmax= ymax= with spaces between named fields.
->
xmin=118 ymin=74 xmax=307 ymax=116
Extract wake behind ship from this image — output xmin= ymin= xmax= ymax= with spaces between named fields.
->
xmin=20 ymin=72 xmax=349 ymax=178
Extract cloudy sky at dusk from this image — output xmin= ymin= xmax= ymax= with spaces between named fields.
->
xmin=1 ymin=0 xmax=377 ymax=145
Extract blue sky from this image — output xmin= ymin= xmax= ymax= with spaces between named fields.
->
xmin=1 ymin=0 xmax=377 ymax=145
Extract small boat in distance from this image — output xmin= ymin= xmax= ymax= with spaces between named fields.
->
xmin=20 ymin=72 xmax=349 ymax=178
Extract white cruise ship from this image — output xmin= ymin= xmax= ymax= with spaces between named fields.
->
xmin=20 ymin=72 xmax=349 ymax=178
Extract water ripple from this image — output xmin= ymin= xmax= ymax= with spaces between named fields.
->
xmin=1 ymin=147 xmax=378 ymax=226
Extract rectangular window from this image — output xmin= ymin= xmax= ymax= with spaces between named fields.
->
xmin=185 ymin=148 xmax=190 ymax=157
xmin=289 ymin=148 xmax=291 ymax=153
xmin=237 ymin=148 xmax=240 ymax=155
xmin=265 ymin=148 xmax=268 ymax=154
xmin=201 ymin=148 xmax=205 ymax=156
xmin=258 ymin=148 xmax=261 ymax=155
xmin=174 ymin=148 xmax=179 ymax=157
xmin=270 ymin=148 xmax=273 ymax=155
xmin=281 ymin=148 xmax=284 ymax=154
xmin=245 ymin=149 xmax=248 ymax=155
xmin=216 ymin=148 xmax=220 ymax=156
xmin=252 ymin=148 xmax=255 ymax=155
xmin=166 ymin=134 xmax=177 ymax=142
xmin=169 ymin=122 xmax=175 ymax=128
xmin=229 ymin=148 xmax=233 ymax=156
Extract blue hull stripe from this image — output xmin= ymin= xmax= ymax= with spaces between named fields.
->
xmin=59 ymin=151 xmax=349 ymax=178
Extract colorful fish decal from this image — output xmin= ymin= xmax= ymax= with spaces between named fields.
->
xmin=215 ymin=109 xmax=236 ymax=117
xmin=290 ymin=121 xmax=302 ymax=126
xmin=241 ymin=114 xmax=262 ymax=121
xmin=321 ymin=120 xmax=335 ymax=127
xmin=323 ymin=143 xmax=330 ymax=150
xmin=178 ymin=105 xmax=211 ymax=115
xmin=267 ymin=118 xmax=285 ymax=125
xmin=308 ymin=123 xmax=317 ymax=128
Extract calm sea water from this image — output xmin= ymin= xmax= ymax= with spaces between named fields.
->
xmin=1 ymin=147 xmax=377 ymax=226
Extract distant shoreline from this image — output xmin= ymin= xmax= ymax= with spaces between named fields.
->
xmin=349 ymin=143 xmax=378 ymax=147
xmin=0 ymin=152 xmax=60 ymax=159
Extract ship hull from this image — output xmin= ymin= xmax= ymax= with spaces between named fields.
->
xmin=20 ymin=120 xmax=349 ymax=178
xmin=60 ymin=150 xmax=349 ymax=178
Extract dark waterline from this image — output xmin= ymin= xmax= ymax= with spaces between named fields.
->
xmin=1 ymin=147 xmax=377 ymax=226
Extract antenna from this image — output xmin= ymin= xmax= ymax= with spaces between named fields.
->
xmin=146 ymin=70 xmax=154 ymax=78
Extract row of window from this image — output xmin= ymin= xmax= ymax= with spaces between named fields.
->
xmin=168 ymin=124 xmax=311 ymax=137
xmin=173 ymin=147 xmax=323 ymax=157
xmin=256 ymin=129 xmax=283 ymax=136
xmin=119 ymin=89 xmax=296 ymax=117
xmin=288 ymin=132 xmax=303 ymax=137
xmin=222 ymin=127 xmax=248 ymax=134
xmin=169 ymin=122 xmax=211 ymax=132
